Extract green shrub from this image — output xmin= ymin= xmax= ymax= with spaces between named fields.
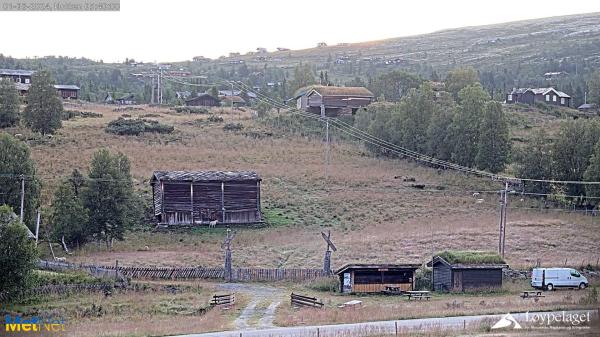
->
xmin=223 ymin=122 xmax=244 ymax=131
xmin=414 ymin=267 xmax=432 ymax=290
xmin=207 ymin=115 xmax=224 ymax=123
xmin=306 ymin=277 xmax=339 ymax=292
xmin=436 ymin=251 xmax=505 ymax=264
xmin=28 ymin=270 xmax=105 ymax=287
xmin=173 ymin=106 xmax=209 ymax=114
xmin=105 ymin=118 xmax=174 ymax=135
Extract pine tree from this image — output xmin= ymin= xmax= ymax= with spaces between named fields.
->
xmin=0 ymin=134 xmax=40 ymax=228
xmin=22 ymin=70 xmax=63 ymax=134
xmin=0 ymin=78 xmax=20 ymax=127
xmin=449 ymin=84 xmax=490 ymax=167
xmin=475 ymin=101 xmax=510 ymax=173
xmin=83 ymin=149 xmax=140 ymax=249
xmin=50 ymin=180 xmax=89 ymax=247
xmin=588 ymin=70 xmax=600 ymax=106
xmin=584 ymin=140 xmax=600 ymax=199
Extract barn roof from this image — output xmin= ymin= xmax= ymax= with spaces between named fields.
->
xmin=335 ymin=263 xmax=420 ymax=275
xmin=54 ymin=84 xmax=80 ymax=90
xmin=428 ymin=251 xmax=507 ymax=269
xmin=152 ymin=170 xmax=261 ymax=182
xmin=310 ymin=86 xmax=374 ymax=97
xmin=510 ymin=87 xmax=570 ymax=98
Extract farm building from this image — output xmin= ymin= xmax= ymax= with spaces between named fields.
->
xmin=506 ymin=87 xmax=570 ymax=107
xmin=221 ymin=95 xmax=246 ymax=106
xmin=335 ymin=263 xmax=420 ymax=294
xmin=429 ymin=251 xmax=507 ymax=292
xmin=0 ymin=69 xmax=33 ymax=83
xmin=151 ymin=171 xmax=262 ymax=226
xmin=116 ymin=94 xmax=136 ymax=105
xmin=295 ymin=86 xmax=374 ymax=117
xmin=54 ymin=84 xmax=80 ymax=99
xmin=185 ymin=93 xmax=220 ymax=107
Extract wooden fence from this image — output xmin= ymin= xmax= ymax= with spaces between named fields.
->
xmin=291 ymin=293 xmax=324 ymax=308
xmin=38 ymin=260 xmax=329 ymax=282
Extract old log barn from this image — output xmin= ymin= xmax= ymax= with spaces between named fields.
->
xmin=429 ymin=251 xmax=507 ymax=292
xmin=298 ymin=86 xmax=374 ymax=117
xmin=151 ymin=171 xmax=262 ymax=226
xmin=335 ymin=264 xmax=420 ymax=293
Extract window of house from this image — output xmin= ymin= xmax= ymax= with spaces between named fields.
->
xmin=25 ymin=78 xmax=30 ymax=84
xmin=561 ymin=97 xmax=565 ymax=105
xmin=545 ymin=94 xmax=550 ymax=101
xmin=507 ymin=94 xmax=512 ymax=101
xmin=17 ymin=78 xmax=21 ymax=83
xmin=553 ymin=95 xmax=557 ymax=102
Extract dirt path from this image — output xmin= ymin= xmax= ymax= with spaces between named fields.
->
xmin=217 ymin=283 xmax=286 ymax=330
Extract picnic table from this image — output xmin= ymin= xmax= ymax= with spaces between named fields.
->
xmin=383 ymin=286 xmax=404 ymax=295
xmin=520 ymin=290 xmax=545 ymax=299
xmin=404 ymin=291 xmax=431 ymax=300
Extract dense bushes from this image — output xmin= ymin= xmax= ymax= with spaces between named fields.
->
xmin=172 ymin=106 xmax=209 ymax=114
xmin=63 ymin=110 xmax=103 ymax=120
xmin=223 ymin=122 xmax=244 ymax=131
xmin=105 ymin=117 xmax=174 ymax=135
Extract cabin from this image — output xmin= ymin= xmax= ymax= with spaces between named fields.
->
xmin=296 ymin=86 xmax=374 ymax=117
xmin=506 ymin=87 xmax=570 ymax=107
xmin=578 ymin=103 xmax=598 ymax=112
xmin=0 ymin=69 xmax=33 ymax=84
xmin=335 ymin=263 xmax=420 ymax=294
xmin=116 ymin=94 xmax=136 ymax=105
xmin=429 ymin=252 xmax=507 ymax=292
xmin=185 ymin=93 xmax=220 ymax=107
xmin=54 ymin=84 xmax=80 ymax=99
xmin=151 ymin=171 xmax=262 ymax=226
xmin=221 ymin=95 xmax=246 ymax=106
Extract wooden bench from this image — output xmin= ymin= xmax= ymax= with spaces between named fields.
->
xmin=291 ymin=293 xmax=324 ymax=308
xmin=404 ymin=291 xmax=431 ymax=300
xmin=520 ymin=291 xmax=545 ymax=299
xmin=210 ymin=293 xmax=235 ymax=306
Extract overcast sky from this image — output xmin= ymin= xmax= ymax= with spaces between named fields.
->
xmin=0 ymin=0 xmax=598 ymax=63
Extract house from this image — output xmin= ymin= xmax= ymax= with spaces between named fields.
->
xmin=544 ymin=71 xmax=568 ymax=80
xmin=54 ymin=84 xmax=80 ymax=100
xmin=428 ymin=251 xmax=507 ymax=292
xmin=104 ymin=93 xmax=114 ymax=104
xmin=277 ymin=47 xmax=290 ymax=51
xmin=296 ymin=86 xmax=374 ymax=117
xmin=185 ymin=93 xmax=220 ymax=107
xmin=335 ymin=263 xmax=420 ymax=294
xmin=256 ymin=47 xmax=268 ymax=54
xmin=116 ymin=94 xmax=136 ymax=105
xmin=0 ymin=69 xmax=34 ymax=84
xmin=176 ymin=91 xmax=191 ymax=100
xmin=578 ymin=103 xmax=598 ymax=112
xmin=221 ymin=95 xmax=246 ymax=106
xmin=317 ymin=42 xmax=327 ymax=48
xmin=150 ymin=171 xmax=262 ymax=226
xmin=506 ymin=87 xmax=571 ymax=107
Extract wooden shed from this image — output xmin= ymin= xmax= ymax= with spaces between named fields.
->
xmin=304 ymin=86 xmax=374 ymax=117
xmin=151 ymin=171 xmax=262 ymax=226
xmin=185 ymin=93 xmax=220 ymax=107
xmin=429 ymin=252 xmax=507 ymax=292
xmin=335 ymin=263 xmax=419 ymax=294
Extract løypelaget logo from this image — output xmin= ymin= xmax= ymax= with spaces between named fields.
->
xmin=492 ymin=311 xmax=592 ymax=330
xmin=492 ymin=313 xmax=522 ymax=329
xmin=4 ymin=315 xmax=66 ymax=333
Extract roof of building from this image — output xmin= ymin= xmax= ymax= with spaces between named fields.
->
xmin=54 ymin=84 xmax=80 ymax=90
xmin=578 ymin=103 xmax=598 ymax=110
xmin=510 ymin=87 xmax=570 ymax=98
xmin=335 ymin=263 xmax=420 ymax=275
xmin=221 ymin=95 xmax=246 ymax=103
xmin=117 ymin=93 xmax=135 ymax=100
xmin=309 ymin=86 xmax=374 ymax=97
xmin=428 ymin=251 xmax=508 ymax=269
xmin=185 ymin=93 xmax=219 ymax=102
xmin=0 ymin=69 xmax=35 ymax=76
xmin=152 ymin=170 xmax=261 ymax=182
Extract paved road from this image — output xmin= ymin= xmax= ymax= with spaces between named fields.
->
xmin=171 ymin=309 xmax=597 ymax=337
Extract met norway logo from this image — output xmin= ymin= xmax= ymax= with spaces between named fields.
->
xmin=4 ymin=315 xmax=66 ymax=333
xmin=491 ymin=313 xmax=522 ymax=330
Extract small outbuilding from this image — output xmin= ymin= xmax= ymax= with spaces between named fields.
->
xmin=335 ymin=263 xmax=420 ymax=294
xmin=185 ymin=93 xmax=220 ymax=107
xmin=151 ymin=170 xmax=262 ymax=226
xmin=429 ymin=251 xmax=507 ymax=292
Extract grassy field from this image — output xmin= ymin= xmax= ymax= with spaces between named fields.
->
xmin=4 ymin=102 xmax=600 ymax=271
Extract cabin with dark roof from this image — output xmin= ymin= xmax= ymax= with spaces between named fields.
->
xmin=150 ymin=171 xmax=262 ymax=226
xmin=185 ymin=93 xmax=220 ymax=107
xmin=506 ymin=87 xmax=570 ymax=107
xmin=0 ymin=69 xmax=34 ymax=84
xmin=54 ymin=84 xmax=80 ymax=99
xmin=335 ymin=263 xmax=420 ymax=293
xmin=296 ymin=86 xmax=374 ymax=117
xmin=428 ymin=252 xmax=507 ymax=292
xmin=117 ymin=94 xmax=136 ymax=105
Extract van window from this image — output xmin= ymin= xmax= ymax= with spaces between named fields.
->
xmin=570 ymin=270 xmax=580 ymax=277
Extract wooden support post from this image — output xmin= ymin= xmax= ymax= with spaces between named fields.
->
xmin=221 ymin=182 xmax=225 ymax=223
xmin=190 ymin=182 xmax=194 ymax=224
xmin=115 ymin=260 xmax=119 ymax=281
xmin=20 ymin=175 xmax=25 ymax=223
xmin=395 ymin=321 xmax=398 ymax=335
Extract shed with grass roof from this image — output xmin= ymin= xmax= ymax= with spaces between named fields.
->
xmin=428 ymin=251 xmax=508 ymax=292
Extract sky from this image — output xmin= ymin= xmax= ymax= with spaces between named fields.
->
xmin=0 ymin=0 xmax=598 ymax=63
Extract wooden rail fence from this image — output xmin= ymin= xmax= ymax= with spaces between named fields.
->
xmin=291 ymin=293 xmax=324 ymax=308
xmin=38 ymin=260 xmax=329 ymax=282
xmin=210 ymin=293 xmax=235 ymax=306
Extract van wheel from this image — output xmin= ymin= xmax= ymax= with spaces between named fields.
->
xmin=579 ymin=283 xmax=587 ymax=290
xmin=546 ymin=283 xmax=554 ymax=291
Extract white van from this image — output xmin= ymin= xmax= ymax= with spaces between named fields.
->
xmin=531 ymin=268 xmax=588 ymax=291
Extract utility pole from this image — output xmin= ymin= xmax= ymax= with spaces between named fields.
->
xmin=19 ymin=175 xmax=25 ymax=223
xmin=325 ymin=118 xmax=330 ymax=178
xmin=151 ymin=75 xmax=155 ymax=104
xmin=497 ymin=179 xmax=521 ymax=258
xmin=230 ymin=82 xmax=234 ymax=115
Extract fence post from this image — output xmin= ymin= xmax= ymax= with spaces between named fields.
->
xmin=316 ymin=327 xmax=320 ymax=337
xmin=115 ymin=260 xmax=119 ymax=281
xmin=395 ymin=321 xmax=398 ymax=335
